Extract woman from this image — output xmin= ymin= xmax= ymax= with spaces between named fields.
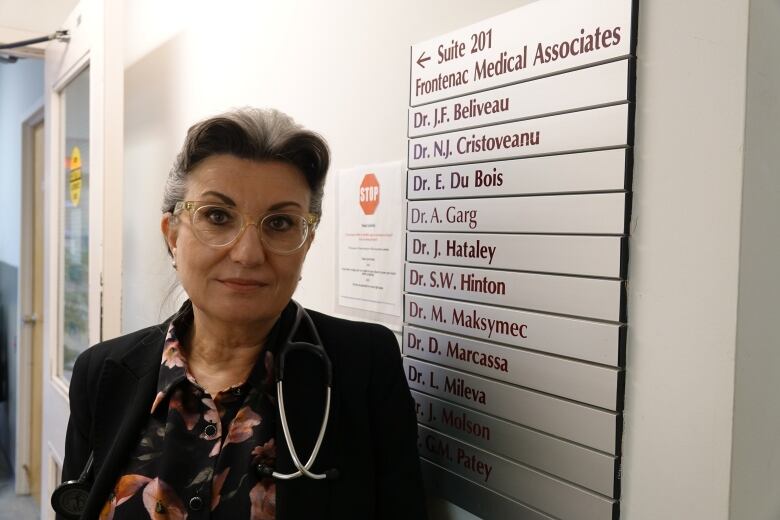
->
xmin=59 ymin=108 xmax=428 ymax=519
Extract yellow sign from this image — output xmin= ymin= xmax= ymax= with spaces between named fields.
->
xmin=69 ymin=146 xmax=82 ymax=207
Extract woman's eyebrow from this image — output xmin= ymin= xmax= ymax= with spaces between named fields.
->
xmin=200 ymin=192 xmax=303 ymax=211
xmin=269 ymin=201 xmax=303 ymax=211
xmin=200 ymin=190 xmax=236 ymax=205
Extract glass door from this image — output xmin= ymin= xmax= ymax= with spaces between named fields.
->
xmin=60 ymin=66 xmax=91 ymax=382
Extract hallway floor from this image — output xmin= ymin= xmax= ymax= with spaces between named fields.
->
xmin=0 ymin=453 xmax=40 ymax=520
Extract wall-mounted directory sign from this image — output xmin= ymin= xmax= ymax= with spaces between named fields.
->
xmin=409 ymin=59 xmax=631 ymax=138
xmin=405 ymin=263 xmax=624 ymax=321
xmin=409 ymin=0 xmax=632 ymax=106
xmin=407 ymin=148 xmax=629 ymax=200
xmin=418 ymin=426 xmax=617 ymax=520
xmin=408 ymin=104 xmax=629 ymax=168
xmin=407 ymin=193 xmax=627 ymax=234
xmin=421 ymin=460 xmax=558 ymax=520
xmin=405 ymin=293 xmax=624 ymax=382
xmin=404 ymin=326 xmax=620 ymax=409
xmin=406 ymin=232 xmax=626 ymax=277
xmin=413 ymin=392 xmax=618 ymax=495
xmin=405 ymin=357 xmax=618 ymax=452
xmin=405 ymin=0 xmax=636 ymax=518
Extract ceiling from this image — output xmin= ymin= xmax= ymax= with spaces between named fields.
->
xmin=0 ymin=0 xmax=79 ymax=35
xmin=0 ymin=0 xmax=78 ymax=59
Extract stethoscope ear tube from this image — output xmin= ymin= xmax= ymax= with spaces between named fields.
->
xmin=260 ymin=301 xmax=337 ymax=481
xmin=51 ymin=451 xmax=94 ymax=519
xmin=277 ymin=341 xmax=332 ymax=386
xmin=277 ymin=301 xmax=331 ymax=384
xmin=273 ymin=381 xmax=333 ymax=480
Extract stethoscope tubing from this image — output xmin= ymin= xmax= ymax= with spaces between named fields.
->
xmin=266 ymin=300 xmax=335 ymax=480
xmin=273 ymin=382 xmax=332 ymax=480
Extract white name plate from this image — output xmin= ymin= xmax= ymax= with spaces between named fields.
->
xmin=422 ymin=459 xmax=557 ymax=520
xmin=407 ymin=148 xmax=627 ymax=200
xmin=418 ymin=426 xmax=617 ymax=520
xmin=407 ymin=192 xmax=626 ymax=234
xmin=405 ymin=358 xmax=617 ymax=453
xmin=405 ymin=326 xmax=620 ymax=410
xmin=405 ymin=294 xmax=624 ymax=366
xmin=406 ymin=232 xmax=625 ymax=278
xmin=409 ymin=60 xmax=630 ymax=137
xmin=413 ymin=392 xmax=617 ymax=496
xmin=408 ymin=104 xmax=629 ymax=168
xmin=405 ymin=263 xmax=623 ymax=321
xmin=410 ymin=0 xmax=633 ymax=106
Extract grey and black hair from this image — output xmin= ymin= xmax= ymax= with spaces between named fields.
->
xmin=162 ymin=107 xmax=330 ymax=220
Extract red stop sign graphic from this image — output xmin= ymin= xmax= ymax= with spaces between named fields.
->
xmin=359 ymin=173 xmax=380 ymax=215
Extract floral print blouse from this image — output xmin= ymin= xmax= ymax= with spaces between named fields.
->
xmin=101 ymin=308 xmax=281 ymax=519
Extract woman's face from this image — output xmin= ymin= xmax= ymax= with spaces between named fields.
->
xmin=162 ymin=155 xmax=313 ymax=328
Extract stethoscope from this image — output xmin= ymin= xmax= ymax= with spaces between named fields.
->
xmin=256 ymin=300 xmax=338 ymax=481
xmin=52 ymin=301 xmax=336 ymax=519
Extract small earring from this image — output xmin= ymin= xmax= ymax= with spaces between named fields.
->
xmin=172 ymin=258 xmax=177 ymax=269
xmin=298 ymin=276 xmax=302 ymax=281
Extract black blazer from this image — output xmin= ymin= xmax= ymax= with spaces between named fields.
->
xmin=61 ymin=308 xmax=428 ymax=519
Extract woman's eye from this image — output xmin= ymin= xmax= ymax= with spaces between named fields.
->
xmin=266 ymin=215 xmax=294 ymax=231
xmin=204 ymin=208 xmax=233 ymax=225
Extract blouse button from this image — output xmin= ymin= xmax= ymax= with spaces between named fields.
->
xmin=189 ymin=495 xmax=204 ymax=511
xmin=204 ymin=423 xmax=218 ymax=437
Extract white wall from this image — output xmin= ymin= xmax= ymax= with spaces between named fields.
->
xmin=0 ymin=59 xmax=44 ymax=268
xmin=620 ymin=2 xmax=751 ymax=519
xmin=729 ymin=0 xmax=780 ymax=518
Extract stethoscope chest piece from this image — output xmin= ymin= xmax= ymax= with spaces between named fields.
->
xmin=52 ymin=451 xmax=94 ymax=519
xmin=51 ymin=479 xmax=91 ymax=519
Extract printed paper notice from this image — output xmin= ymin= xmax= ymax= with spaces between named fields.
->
xmin=337 ymin=161 xmax=404 ymax=316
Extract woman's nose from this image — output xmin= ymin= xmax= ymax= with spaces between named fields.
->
xmin=228 ymin=222 xmax=267 ymax=266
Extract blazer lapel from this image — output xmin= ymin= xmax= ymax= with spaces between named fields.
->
xmin=82 ymin=329 xmax=164 ymax=518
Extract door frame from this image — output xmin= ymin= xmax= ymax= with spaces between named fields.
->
xmin=16 ymin=100 xmax=45 ymax=495
xmin=40 ymin=0 xmax=124 ymax=515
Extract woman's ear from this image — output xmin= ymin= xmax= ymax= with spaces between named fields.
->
xmin=302 ymin=230 xmax=315 ymax=259
xmin=161 ymin=212 xmax=178 ymax=255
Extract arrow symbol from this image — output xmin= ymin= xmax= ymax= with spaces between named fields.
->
xmin=416 ymin=51 xmax=431 ymax=68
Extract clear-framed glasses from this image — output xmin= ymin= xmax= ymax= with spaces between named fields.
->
xmin=173 ymin=201 xmax=318 ymax=254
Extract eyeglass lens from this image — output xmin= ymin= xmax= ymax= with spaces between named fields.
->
xmin=191 ymin=205 xmax=308 ymax=252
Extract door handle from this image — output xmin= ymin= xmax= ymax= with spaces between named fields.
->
xmin=23 ymin=313 xmax=38 ymax=324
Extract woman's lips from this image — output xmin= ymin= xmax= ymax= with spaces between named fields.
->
xmin=218 ymin=278 xmax=267 ymax=291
